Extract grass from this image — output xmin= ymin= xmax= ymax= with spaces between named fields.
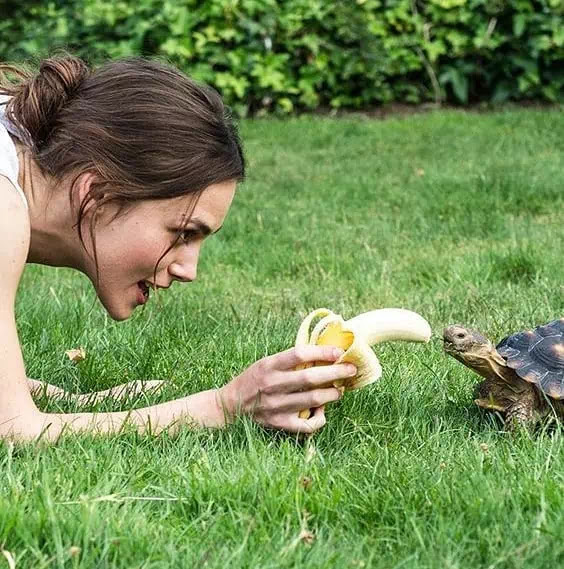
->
xmin=2 ymin=108 xmax=564 ymax=568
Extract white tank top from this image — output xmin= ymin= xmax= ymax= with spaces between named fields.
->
xmin=0 ymin=96 xmax=28 ymax=209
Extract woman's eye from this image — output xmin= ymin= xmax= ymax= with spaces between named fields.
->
xmin=180 ymin=229 xmax=199 ymax=243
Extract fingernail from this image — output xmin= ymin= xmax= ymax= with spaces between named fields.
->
xmin=333 ymin=348 xmax=344 ymax=358
xmin=347 ymin=365 xmax=357 ymax=376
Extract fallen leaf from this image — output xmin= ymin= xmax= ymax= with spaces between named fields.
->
xmin=65 ymin=348 xmax=86 ymax=362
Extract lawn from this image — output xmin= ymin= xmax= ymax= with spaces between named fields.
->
xmin=1 ymin=108 xmax=563 ymax=568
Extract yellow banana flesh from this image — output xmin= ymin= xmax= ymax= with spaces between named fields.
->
xmin=295 ymin=308 xmax=432 ymax=419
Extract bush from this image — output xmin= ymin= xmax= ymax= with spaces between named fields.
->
xmin=1 ymin=0 xmax=563 ymax=114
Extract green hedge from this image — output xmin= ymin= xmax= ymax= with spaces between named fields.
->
xmin=1 ymin=0 xmax=563 ymax=114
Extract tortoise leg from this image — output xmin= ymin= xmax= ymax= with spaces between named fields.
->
xmin=504 ymin=400 xmax=535 ymax=431
xmin=473 ymin=380 xmax=509 ymax=412
xmin=474 ymin=398 xmax=506 ymax=412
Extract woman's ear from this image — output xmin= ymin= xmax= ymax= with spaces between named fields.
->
xmin=73 ymin=171 xmax=102 ymax=214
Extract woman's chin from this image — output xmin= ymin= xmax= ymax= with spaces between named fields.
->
xmin=109 ymin=310 xmax=132 ymax=322
xmin=99 ymin=297 xmax=134 ymax=321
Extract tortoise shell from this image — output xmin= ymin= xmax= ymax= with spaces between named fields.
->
xmin=496 ymin=317 xmax=564 ymax=400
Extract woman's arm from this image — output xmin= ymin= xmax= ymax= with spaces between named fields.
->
xmin=27 ymin=378 xmax=68 ymax=399
xmin=35 ymin=389 xmax=225 ymax=441
xmin=24 ymin=379 xmax=222 ymax=439
xmin=27 ymin=378 xmax=166 ymax=404
xmin=0 ymin=178 xmax=46 ymax=440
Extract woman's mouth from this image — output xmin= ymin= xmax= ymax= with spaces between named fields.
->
xmin=137 ymin=281 xmax=150 ymax=305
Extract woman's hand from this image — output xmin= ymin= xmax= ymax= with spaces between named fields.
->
xmin=217 ymin=345 xmax=356 ymax=434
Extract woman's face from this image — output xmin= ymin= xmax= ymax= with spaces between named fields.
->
xmin=87 ymin=180 xmax=236 ymax=320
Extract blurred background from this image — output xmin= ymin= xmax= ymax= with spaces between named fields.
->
xmin=1 ymin=0 xmax=563 ymax=117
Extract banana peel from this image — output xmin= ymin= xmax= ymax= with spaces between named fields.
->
xmin=295 ymin=308 xmax=432 ymax=418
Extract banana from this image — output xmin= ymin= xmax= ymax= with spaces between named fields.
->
xmin=295 ymin=308 xmax=432 ymax=418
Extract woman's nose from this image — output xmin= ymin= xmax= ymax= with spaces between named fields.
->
xmin=168 ymin=247 xmax=199 ymax=283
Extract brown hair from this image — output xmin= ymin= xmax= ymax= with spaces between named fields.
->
xmin=0 ymin=53 xmax=245 ymax=280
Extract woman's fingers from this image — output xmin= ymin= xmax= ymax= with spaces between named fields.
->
xmin=266 ymin=387 xmax=342 ymax=413
xmin=271 ymin=345 xmax=344 ymax=371
xmin=308 ymin=405 xmax=326 ymax=431
xmin=281 ymin=362 xmax=356 ymax=392
xmin=258 ymin=361 xmax=355 ymax=395
xmin=286 ymin=405 xmax=327 ymax=434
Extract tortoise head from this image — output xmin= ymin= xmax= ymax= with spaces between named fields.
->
xmin=443 ymin=324 xmax=505 ymax=378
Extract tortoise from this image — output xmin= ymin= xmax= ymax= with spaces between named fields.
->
xmin=443 ymin=318 xmax=564 ymax=429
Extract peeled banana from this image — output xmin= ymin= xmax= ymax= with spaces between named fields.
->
xmin=295 ymin=308 xmax=432 ymax=418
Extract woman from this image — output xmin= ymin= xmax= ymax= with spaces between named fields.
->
xmin=0 ymin=54 xmax=355 ymax=442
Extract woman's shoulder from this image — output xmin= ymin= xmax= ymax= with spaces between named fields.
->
xmin=0 ymin=175 xmax=30 ymax=299
xmin=0 ymin=173 xmax=29 ymax=232
xmin=0 ymin=115 xmax=28 ymax=208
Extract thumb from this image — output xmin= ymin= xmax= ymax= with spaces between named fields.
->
xmin=303 ymin=405 xmax=327 ymax=433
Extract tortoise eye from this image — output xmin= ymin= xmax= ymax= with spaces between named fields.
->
xmin=456 ymin=332 xmax=466 ymax=339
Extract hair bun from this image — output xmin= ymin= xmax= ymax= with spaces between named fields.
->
xmin=7 ymin=54 xmax=90 ymax=151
